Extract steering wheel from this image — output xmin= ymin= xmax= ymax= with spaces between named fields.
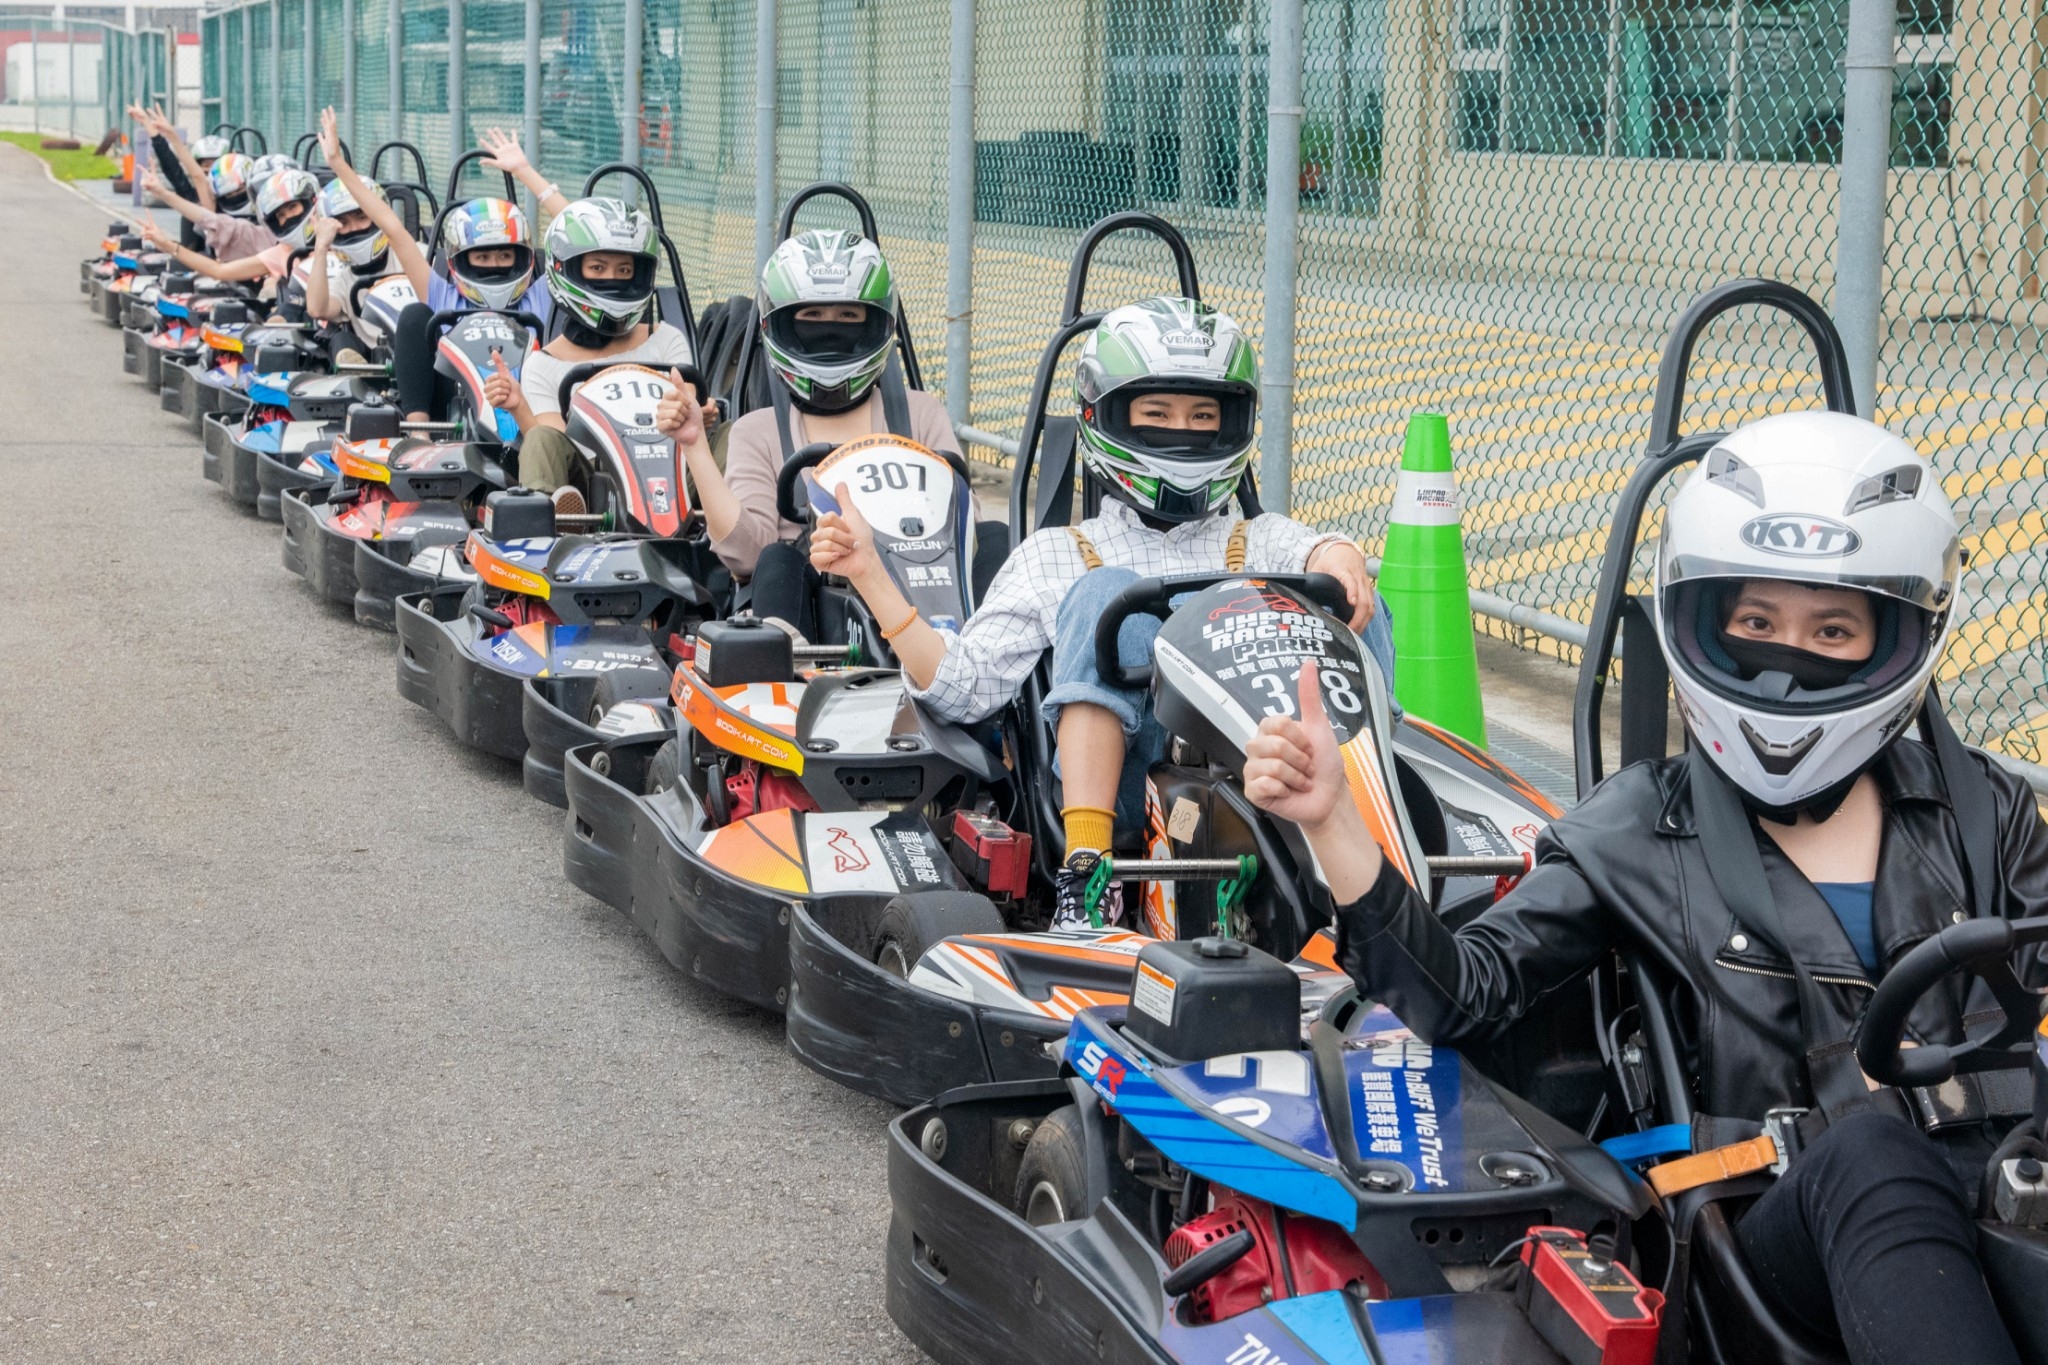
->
xmin=774 ymin=441 xmax=975 ymax=526
xmin=1093 ymin=572 xmax=1357 ymax=689
xmin=555 ymin=361 xmax=709 ymax=423
xmin=1855 ymin=914 xmax=2048 ymax=1088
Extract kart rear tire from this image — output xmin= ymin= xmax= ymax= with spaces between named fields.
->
xmin=645 ymin=738 xmax=680 ymax=796
xmin=1012 ymin=1105 xmax=1089 ymax=1228
xmin=587 ymin=669 xmax=670 ymax=727
xmin=873 ymin=891 xmax=1005 ymax=980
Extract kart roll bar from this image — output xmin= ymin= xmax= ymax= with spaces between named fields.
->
xmin=1059 ymin=210 xmax=1201 ymax=326
xmin=1093 ymin=571 xmax=1356 ymax=689
xmin=426 ymin=150 xmax=523 ymax=268
xmin=369 ymin=141 xmax=441 ymax=234
xmin=556 ymin=361 xmax=710 ymax=423
xmin=580 ymin=162 xmax=704 ymax=364
xmin=1570 ymin=279 xmax=1857 ymax=800
xmin=210 ymin=121 xmax=237 ymax=137
xmin=230 ymin=126 xmax=267 ymax=155
xmin=776 ymin=180 xmax=880 ymax=243
xmin=747 ymin=180 xmax=926 ymax=393
xmin=775 ymin=439 xmax=974 ymax=526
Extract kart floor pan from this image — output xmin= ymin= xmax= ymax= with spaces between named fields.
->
xmin=201 ymin=414 xmax=262 ymax=508
xmin=561 ymin=737 xmax=792 ymax=1013
xmin=393 ymin=588 xmax=529 ymax=762
xmin=786 ymin=902 xmax=1065 ymax=1109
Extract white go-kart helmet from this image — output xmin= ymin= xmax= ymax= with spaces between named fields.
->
xmin=1655 ymin=410 xmax=1963 ymax=814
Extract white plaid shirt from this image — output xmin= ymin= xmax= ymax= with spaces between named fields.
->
xmin=909 ymin=499 xmax=1350 ymax=723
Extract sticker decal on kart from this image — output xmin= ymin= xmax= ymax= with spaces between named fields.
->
xmin=801 ymin=813 xmax=897 ymax=894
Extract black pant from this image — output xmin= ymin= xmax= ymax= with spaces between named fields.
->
xmin=749 ymin=520 xmax=1013 ymax=641
xmin=1737 ymin=1109 xmax=2018 ymax=1365
xmin=392 ymin=301 xmax=455 ymax=417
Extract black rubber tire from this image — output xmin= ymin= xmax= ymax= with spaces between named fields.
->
xmin=1012 ymin=1105 xmax=1090 ymax=1228
xmin=644 ymin=738 xmax=680 ymax=796
xmin=872 ymin=890 xmax=1005 ymax=980
xmin=586 ymin=668 xmax=670 ymax=727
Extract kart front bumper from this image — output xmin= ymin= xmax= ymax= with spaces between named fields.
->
xmin=393 ymin=587 xmax=529 ymax=762
xmin=520 ymin=678 xmax=621 ymax=809
xmin=166 ymin=359 xmax=249 ymax=436
xmin=561 ymin=736 xmax=793 ymax=1013
xmin=279 ymin=489 xmax=361 ymax=607
xmin=353 ymin=538 xmax=443 ymax=632
xmin=254 ymin=443 xmax=327 ymax=523
xmin=786 ymin=902 xmax=1066 ymax=1109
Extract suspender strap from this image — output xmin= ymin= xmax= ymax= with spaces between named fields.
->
xmin=1686 ymin=748 xmax=1875 ymax=1124
xmin=878 ymin=352 xmax=912 ymax=437
xmin=769 ymin=372 xmax=797 ymax=464
xmin=1067 ymin=528 xmax=1102 ymax=570
xmin=1225 ymin=519 xmax=1248 ymax=572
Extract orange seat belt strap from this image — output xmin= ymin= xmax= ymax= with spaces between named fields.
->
xmin=1646 ymin=1133 xmax=1782 ymax=1199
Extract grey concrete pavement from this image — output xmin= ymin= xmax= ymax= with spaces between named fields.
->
xmin=0 ymin=145 xmax=921 ymax=1362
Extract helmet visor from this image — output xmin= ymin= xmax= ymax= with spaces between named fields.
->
xmin=765 ymin=304 xmax=894 ymax=366
xmin=1663 ymin=578 xmax=1936 ymax=715
xmin=455 ymin=245 xmax=534 ymax=286
xmin=575 ymin=254 xmax=656 ymax=303
xmin=1096 ymin=382 xmax=1257 ymax=463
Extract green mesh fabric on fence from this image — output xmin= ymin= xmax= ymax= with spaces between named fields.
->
xmin=196 ymin=0 xmax=2048 ymax=769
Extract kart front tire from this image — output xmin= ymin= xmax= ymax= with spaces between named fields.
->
xmin=1012 ymin=1105 xmax=1089 ymax=1228
xmin=587 ymin=668 xmax=670 ymax=727
xmin=645 ymin=739 xmax=680 ymax=796
xmin=872 ymin=891 xmax=1004 ymax=980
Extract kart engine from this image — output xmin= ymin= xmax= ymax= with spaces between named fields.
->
xmin=1163 ymin=1190 xmax=1387 ymax=1323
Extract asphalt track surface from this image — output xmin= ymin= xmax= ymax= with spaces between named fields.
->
xmin=0 ymin=147 xmax=924 ymax=1360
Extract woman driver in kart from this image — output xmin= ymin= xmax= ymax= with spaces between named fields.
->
xmin=810 ymin=296 xmax=1395 ymax=927
xmin=651 ymin=228 xmax=1004 ymax=638
xmin=1243 ymin=410 xmax=2046 ymax=1365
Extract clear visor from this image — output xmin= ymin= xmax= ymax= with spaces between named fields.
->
xmin=765 ymin=303 xmax=894 ymax=365
xmin=1094 ymin=380 xmax=1257 ymax=462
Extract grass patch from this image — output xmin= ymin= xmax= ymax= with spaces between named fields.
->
xmin=0 ymin=131 xmax=118 ymax=181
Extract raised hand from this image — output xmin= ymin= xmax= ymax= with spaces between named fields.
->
xmin=141 ymin=167 xmax=169 ymax=200
xmin=654 ymin=369 xmax=713 ymax=445
xmin=312 ymin=214 xmax=340 ymax=250
xmin=138 ymin=219 xmax=173 ymax=251
xmin=478 ymin=127 xmax=531 ymax=176
xmin=810 ymin=483 xmax=882 ymax=583
xmin=318 ymin=106 xmax=344 ymax=169
xmin=482 ymin=350 xmax=526 ymax=417
xmin=1243 ymin=659 xmax=1350 ymax=834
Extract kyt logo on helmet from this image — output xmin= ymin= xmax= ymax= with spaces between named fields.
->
xmin=1739 ymin=514 xmax=1863 ymax=557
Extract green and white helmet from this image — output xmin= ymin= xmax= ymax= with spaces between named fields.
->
xmin=543 ymin=197 xmax=658 ymax=338
xmin=1076 ymin=297 xmax=1260 ymax=522
xmin=757 ymin=229 xmax=898 ymax=412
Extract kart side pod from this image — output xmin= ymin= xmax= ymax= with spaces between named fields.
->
xmin=1124 ymin=938 xmax=1300 ymax=1063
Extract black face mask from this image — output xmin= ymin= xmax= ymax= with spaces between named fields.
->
xmin=1715 ymin=632 xmax=1868 ymax=691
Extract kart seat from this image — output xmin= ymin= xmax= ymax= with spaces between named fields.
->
xmin=1688 ymin=1201 xmax=1846 ymax=1365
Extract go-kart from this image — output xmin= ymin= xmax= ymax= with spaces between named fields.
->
xmin=163 ymin=301 xmax=294 ymax=433
xmin=277 ymin=306 xmax=534 ymax=611
xmin=556 ymin=215 xmax=1551 ymax=1053
xmin=86 ymin=230 xmax=148 ymax=324
xmin=197 ymin=327 xmax=344 ymax=507
xmin=81 ymin=221 xmax=131 ymax=295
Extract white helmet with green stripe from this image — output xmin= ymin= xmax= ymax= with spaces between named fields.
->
xmin=1076 ymin=297 xmax=1261 ymax=522
xmin=757 ymin=229 xmax=898 ymax=412
xmin=543 ymin=197 xmax=658 ymax=338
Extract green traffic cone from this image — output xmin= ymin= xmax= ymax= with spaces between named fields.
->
xmin=1379 ymin=412 xmax=1487 ymax=748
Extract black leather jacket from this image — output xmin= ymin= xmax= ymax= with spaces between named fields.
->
xmin=1333 ymin=739 xmax=2048 ymax=1124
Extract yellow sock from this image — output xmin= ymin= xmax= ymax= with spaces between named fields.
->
xmin=1062 ymin=806 xmax=1116 ymax=860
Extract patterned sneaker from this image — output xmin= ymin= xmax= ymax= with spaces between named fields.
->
xmin=551 ymin=485 xmax=587 ymax=517
xmin=1052 ymin=850 xmax=1122 ymax=930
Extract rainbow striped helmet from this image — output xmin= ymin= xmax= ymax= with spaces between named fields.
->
xmin=443 ymin=197 xmax=535 ymax=310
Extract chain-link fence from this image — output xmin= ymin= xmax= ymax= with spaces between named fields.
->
xmin=182 ymin=1 xmax=2048 ymax=779
xmin=2 ymin=16 xmax=188 ymax=146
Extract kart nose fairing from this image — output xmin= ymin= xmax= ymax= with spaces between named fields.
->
xmin=283 ymin=438 xmax=486 ymax=612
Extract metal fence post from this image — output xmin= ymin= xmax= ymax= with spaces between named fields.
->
xmin=522 ymin=0 xmax=540 ymax=219
xmin=29 ymin=22 xmax=39 ymax=135
xmin=243 ymin=8 xmax=255 ymax=137
xmin=269 ymin=0 xmax=282 ymax=146
xmin=342 ymin=0 xmax=357 ymax=144
xmin=304 ymin=0 xmax=316 ymax=132
xmin=943 ymin=0 xmax=974 ymax=428
xmin=448 ymin=0 xmax=465 ymax=163
xmin=623 ymin=0 xmax=642 ymax=166
xmin=389 ymin=0 xmax=403 ymax=145
xmin=1259 ymin=0 xmax=1304 ymax=513
xmin=1835 ymin=0 xmax=1895 ymax=419
xmin=753 ymin=0 xmax=777 ymax=269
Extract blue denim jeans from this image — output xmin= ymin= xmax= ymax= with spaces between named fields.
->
xmin=1042 ymin=566 xmax=1399 ymax=832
